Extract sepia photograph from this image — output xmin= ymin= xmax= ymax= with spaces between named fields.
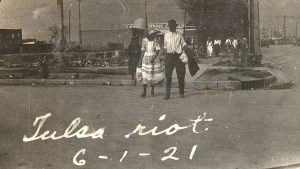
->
xmin=0 ymin=0 xmax=299 ymax=168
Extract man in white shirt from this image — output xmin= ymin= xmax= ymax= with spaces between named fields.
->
xmin=225 ymin=38 xmax=232 ymax=52
xmin=163 ymin=20 xmax=187 ymax=100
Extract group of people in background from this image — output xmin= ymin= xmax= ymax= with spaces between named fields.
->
xmin=206 ymin=37 xmax=222 ymax=57
xmin=206 ymin=36 xmax=248 ymax=61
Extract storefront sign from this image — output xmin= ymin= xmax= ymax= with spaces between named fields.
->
xmin=122 ymin=23 xmax=185 ymax=29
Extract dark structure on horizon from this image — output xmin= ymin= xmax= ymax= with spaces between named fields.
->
xmin=177 ymin=0 xmax=261 ymax=56
xmin=0 ymin=29 xmax=51 ymax=54
xmin=0 ymin=29 xmax=22 ymax=54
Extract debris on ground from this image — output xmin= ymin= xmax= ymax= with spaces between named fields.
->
xmin=213 ymin=59 xmax=234 ymax=66
xmin=241 ymin=70 xmax=272 ymax=78
xmin=70 ymin=73 xmax=79 ymax=79
xmin=227 ymin=77 xmax=241 ymax=81
xmin=225 ymin=87 xmax=235 ymax=91
xmin=269 ymin=81 xmax=295 ymax=89
xmin=103 ymin=81 xmax=111 ymax=86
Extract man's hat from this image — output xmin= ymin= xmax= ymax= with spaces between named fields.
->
xmin=168 ymin=20 xmax=178 ymax=27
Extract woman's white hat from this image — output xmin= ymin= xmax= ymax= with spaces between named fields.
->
xmin=133 ymin=18 xmax=146 ymax=29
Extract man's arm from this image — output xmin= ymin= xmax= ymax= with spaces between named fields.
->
xmin=164 ymin=33 xmax=168 ymax=49
xmin=180 ymin=34 xmax=187 ymax=52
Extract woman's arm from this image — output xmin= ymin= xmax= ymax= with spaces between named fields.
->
xmin=151 ymin=40 xmax=161 ymax=63
xmin=151 ymin=50 xmax=160 ymax=63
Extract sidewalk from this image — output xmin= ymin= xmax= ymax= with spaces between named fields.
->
xmin=0 ymin=56 xmax=279 ymax=90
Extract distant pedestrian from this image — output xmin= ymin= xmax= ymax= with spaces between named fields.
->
xmin=214 ymin=38 xmax=221 ymax=57
xmin=139 ymin=29 xmax=164 ymax=98
xmin=232 ymin=37 xmax=239 ymax=61
xmin=225 ymin=38 xmax=232 ymax=52
xmin=206 ymin=37 xmax=213 ymax=57
xmin=240 ymin=36 xmax=248 ymax=53
xmin=240 ymin=36 xmax=248 ymax=63
xmin=163 ymin=19 xmax=187 ymax=100
xmin=39 ymin=56 xmax=49 ymax=79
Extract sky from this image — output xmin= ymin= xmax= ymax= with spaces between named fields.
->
xmin=0 ymin=0 xmax=300 ymax=41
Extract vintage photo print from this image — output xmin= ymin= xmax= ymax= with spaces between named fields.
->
xmin=0 ymin=0 xmax=299 ymax=168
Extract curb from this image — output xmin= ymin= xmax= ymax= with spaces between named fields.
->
xmin=192 ymin=75 xmax=276 ymax=90
xmin=0 ymin=67 xmax=278 ymax=90
xmin=193 ymin=80 xmax=242 ymax=90
xmin=191 ymin=66 xmax=278 ymax=90
xmin=0 ymin=78 xmax=201 ymax=89
xmin=0 ymin=77 xmax=275 ymax=91
xmin=0 ymin=79 xmax=133 ymax=86
xmin=0 ymin=67 xmax=128 ymax=75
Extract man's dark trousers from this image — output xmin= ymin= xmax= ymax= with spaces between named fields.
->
xmin=165 ymin=53 xmax=186 ymax=97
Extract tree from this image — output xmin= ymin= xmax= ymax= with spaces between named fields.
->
xmin=48 ymin=25 xmax=60 ymax=44
xmin=176 ymin=0 xmax=248 ymax=47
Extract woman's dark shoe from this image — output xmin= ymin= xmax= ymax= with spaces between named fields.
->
xmin=151 ymin=89 xmax=155 ymax=97
xmin=141 ymin=84 xmax=147 ymax=98
xmin=163 ymin=96 xmax=170 ymax=100
xmin=141 ymin=91 xmax=146 ymax=98
xmin=131 ymin=79 xmax=137 ymax=86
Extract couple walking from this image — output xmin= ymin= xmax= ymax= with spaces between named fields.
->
xmin=138 ymin=20 xmax=187 ymax=100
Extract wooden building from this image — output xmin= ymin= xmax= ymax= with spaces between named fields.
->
xmin=0 ymin=29 xmax=22 ymax=54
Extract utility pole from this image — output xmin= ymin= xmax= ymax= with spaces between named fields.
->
xmin=58 ymin=0 xmax=66 ymax=51
xmin=248 ymin=0 xmax=261 ymax=62
xmin=248 ymin=0 xmax=251 ymax=49
xmin=144 ymin=1 xmax=148 ymax=36
xmin=249 ymin=0 xmax=254 ymax=54
xmin=69 ymin=9 xmax=71 ymax=47
xmin=77 ymin=0 xmax=82 ymax=49
xmin=183 ymin=9 xmax=187 ymax=36
xmin=283 ymin=16 xmax=286 ymax=45
xmin=296 ymin=22 xmax=298 ymax=38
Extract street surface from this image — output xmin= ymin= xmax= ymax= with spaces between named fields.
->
xmin=0 ymin=45 xmax=299 ymax=169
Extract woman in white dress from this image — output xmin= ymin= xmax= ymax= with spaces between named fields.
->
xmin=138 ymin=29 xmax=165 ymax=98
xmin=207 ymin=37 xmax=213 ymax=57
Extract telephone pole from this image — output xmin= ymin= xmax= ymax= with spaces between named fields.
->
xmin=58 ymin=0 xmax=66 ymax=51
xmin=283 ymin=16 xmax=286 ymax=45
xmin=77 ymin=0 xmax=82 ymax=49
xmin=144 ymin=1 xmax=148 ymax=36
xmin=183 ymin=9 xmax=187 ymax=36
xmin=69 ymin=9 xmax=71 ymax=47
xmin=296 ymin=22 xmax=298 ymax=38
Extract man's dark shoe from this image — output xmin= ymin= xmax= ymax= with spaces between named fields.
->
xmin=179 ymin=94 xmax=185 ymax=98
xmin=141 ymin=92 xmax=146 ymax=98
xmin=131 ymin=80 xmax=137 ymax=86
xmin=163 ymin=96 xmax=170 ymax=100
xmin=151 ymin=90 xmax=155 ymax=97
